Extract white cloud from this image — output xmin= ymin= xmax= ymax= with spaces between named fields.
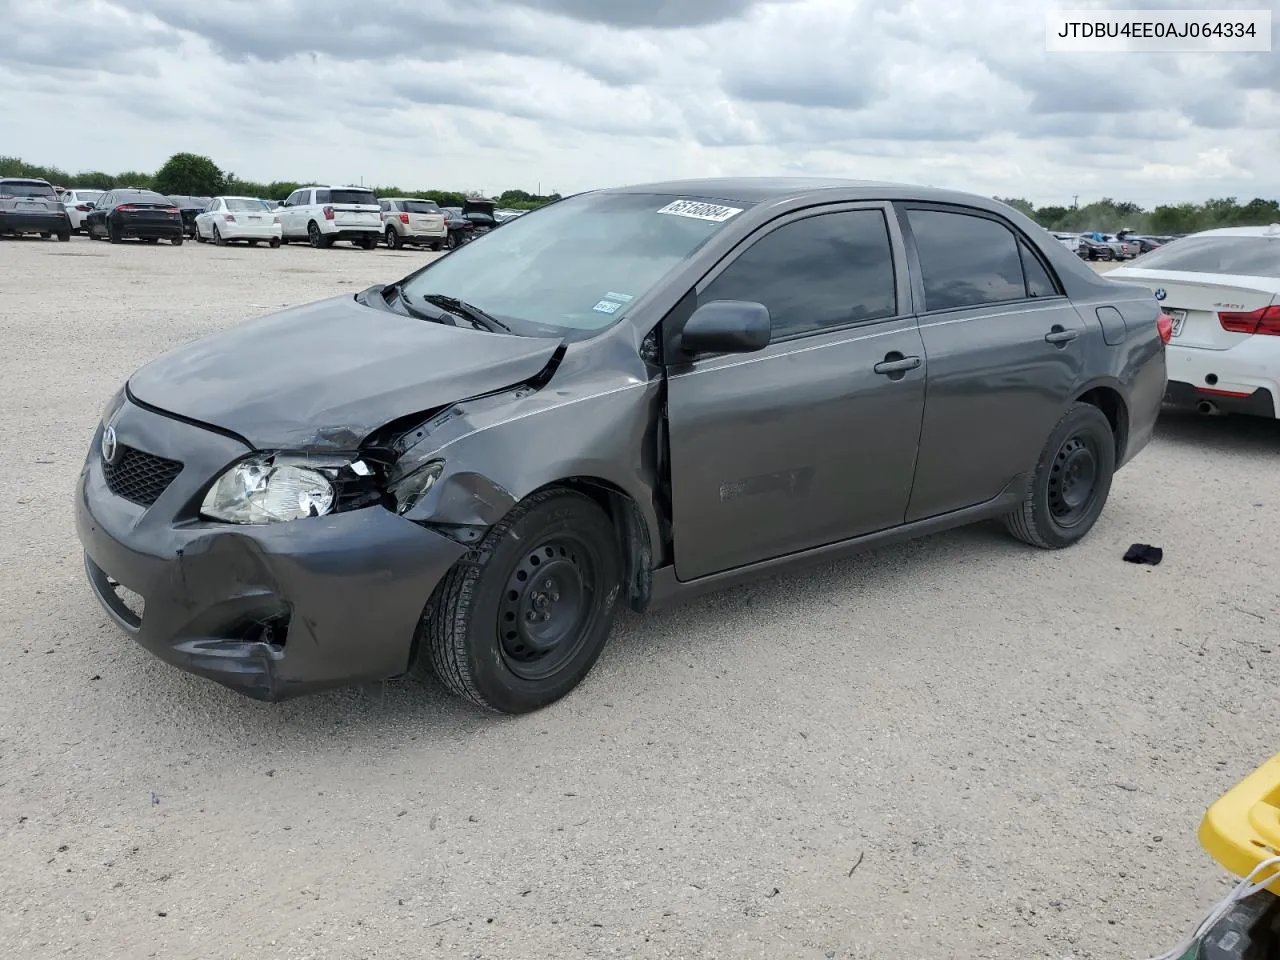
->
xmin=0 ymin=0 xmax=1274 ymax=206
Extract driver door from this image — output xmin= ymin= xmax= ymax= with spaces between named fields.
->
xmin=665 ymin=204 xmax=927 ymax=581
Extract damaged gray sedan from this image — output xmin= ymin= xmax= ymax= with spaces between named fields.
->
xmin=76 ymin=178 xmax=1168 ymax=713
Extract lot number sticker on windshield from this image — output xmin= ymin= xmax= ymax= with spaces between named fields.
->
xmin=593 ymin=299 xmax=622 ymax=315
xmin=656 ymin=200 xmax=744 ymax=223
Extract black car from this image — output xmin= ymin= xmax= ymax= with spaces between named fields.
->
xmin=0 ymin=178 xmax=72 ymax=241
xmin=460 ymin=197 xmax=500 ymax=239
xmin=85 ymin=189 xmax=185 ymax=244
xmin=76 ymin=178 xmax=1168 ymax=713
xmin=440 ymin=206 xmax=476 ymax=248
xmin=167 ymin=196 xmax=212 ymax=238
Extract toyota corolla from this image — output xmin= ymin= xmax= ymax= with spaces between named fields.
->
xmin=76 ymin=178 xmax=1168 ymax=713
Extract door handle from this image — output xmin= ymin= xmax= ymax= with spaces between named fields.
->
xmin=1044 ymin=326 xmax=1079 ymax=345
xmin=873 ymin=354 xmax=922 ymax=376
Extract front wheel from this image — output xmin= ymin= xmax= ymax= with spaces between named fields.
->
xmin=57 ymin=231 xmax=70 ymax=242
xmin=268 ymin=238 xmax=280 ymax=248
xmin=212 ymin=224 xmax=226 ymax=246
xmin=416 ymin=488 xmax=622 ymax=714
xmin=1004 ymin=402 xmax=1116 ymax=549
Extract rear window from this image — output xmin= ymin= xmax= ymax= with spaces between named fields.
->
xmin=1133 ymin=236 xmax=1280 ymax=277
xmin=402 ymin=200 xmax=441 ymax=214
xmin=322 ymin=189 xmax=377 ymax=206
xmin=117 ymin=191 xmax=172 ymax=205
xmin=225 ymin=198 xmax=271 ymax=212
xmin=0 ymin=180 xmax=57 ymax=199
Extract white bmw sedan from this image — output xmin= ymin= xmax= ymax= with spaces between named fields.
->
xmin=1110 ymin=225 xmax=1280 ymax=419
xmin=194 ymin=196 xmax=282 ymax=247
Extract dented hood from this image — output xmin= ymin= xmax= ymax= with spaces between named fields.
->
xmin=126 ymin=293 xmax=562 ymax=450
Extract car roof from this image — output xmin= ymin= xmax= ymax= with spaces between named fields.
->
xmin=300 ymin=184 xmax=375 ymax=191
xmin=216 ymin=195 xmax=269 ymax=201
xmin=381 ymin=196 xmax=439 ymax=202
xmin=599 ymin=176 xmax=1002 ymax=208
xmin=1183 ymin=225 xmax=1280 ymax=239
xmin=0 ymin=177 xmax=52 ymax=185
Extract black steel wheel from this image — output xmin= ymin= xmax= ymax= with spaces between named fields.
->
xmin=416 ymin=488 xmax=623 ymax=713
xmin=1004 ymin=402 xmax=1115 ymax=549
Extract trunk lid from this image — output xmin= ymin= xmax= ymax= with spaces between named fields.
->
xmin=126 ymin=293 xmax=563 ymax=450
xmin=1109 ymin=269 xmax=1279 ymax=350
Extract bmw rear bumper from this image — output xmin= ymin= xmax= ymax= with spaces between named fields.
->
xmin=74 ymin=397 xmax=467 ymax=701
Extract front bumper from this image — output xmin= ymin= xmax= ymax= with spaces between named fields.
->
xmin=74 ymin=397 xmax=468 ymax=701
xmin=0 ymin=211 xmax=70 ymax=234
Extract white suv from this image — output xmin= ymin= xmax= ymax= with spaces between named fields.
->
xmin=61 ymin=188 xmax=104 ymax=232
xmin=278 ymin=185 xmax=381 ymax=248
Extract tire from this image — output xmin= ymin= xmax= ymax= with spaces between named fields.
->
xmin=446 ymin=232 xmax=458 ymax=250
xmin=172 ymin=235 xmax=183 ymax=246
xmin=268 ymin=238 xmax=280 ymax=248
xmin=57 ymin=231 xmax=70 ymax=242
xmin=358 ymin=235 xmax=376 ymax=250
xmin=431 ymin=240 xmax=443 ymax=251
xmin=307 ymin=221 xmax=330 ymax=248
xmin=40 ymin=232 xmax=51 ymax=239
xmin=213 ymin=224 xmax=226 ymax=246
xmin=108 ymin=221 xmax=122 ymax=244
xmin=416 ymin=488 xmax=623 ymax=714
xmin=1003 ymin=402 xmax=1116 ymax=550
xmin=385 ymin=227 xmax=401 ymax=250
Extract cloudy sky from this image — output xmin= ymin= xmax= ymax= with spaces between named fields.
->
xmin=3 ymin=0 xmax=1276 ymax=207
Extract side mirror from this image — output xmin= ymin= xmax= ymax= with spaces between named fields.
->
xmin=679 ymin=300 xmax=771 ymax=356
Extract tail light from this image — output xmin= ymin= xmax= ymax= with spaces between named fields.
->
xmin=323 ymin=206 xmax=335 ymax=220
xmin=1219 ymin=305 xmax=1280 ymax=336
xmin=1157 ymin=312 xmax=1173 ymax=344
xmin=399 ymin=213 xmax=410 ymax=224
xmin=164 ymin=206 xmax=180 ymax=214
xmin=223 ymin=214 xmax=236 ymax=222
xmin=116 ymin=204 xmax=137 ymax=211
xmin=75 ymin=204 xmax=90 ymax=211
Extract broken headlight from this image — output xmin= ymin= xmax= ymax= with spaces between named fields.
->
xmin=388 ymin=459 xmax=445 ymax=516
xmin=201 ymin=454 xmax=339 ymax=524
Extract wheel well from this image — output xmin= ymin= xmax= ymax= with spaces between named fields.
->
xmin=544 ymin=478 xmax=654 ymax=613
xmin=1075 ymin=386 xmax=1128 ymax=462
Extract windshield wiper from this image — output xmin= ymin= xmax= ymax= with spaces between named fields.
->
xmin=421 ymin=294 xmax=513 ymax=334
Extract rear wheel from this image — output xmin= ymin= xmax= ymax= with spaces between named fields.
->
xmin=1004 ymin=402 xmax=1115 ymax=550
xmin=108 ymin=221 xmax=122 ymax=244
xmin=40 ymin=232 xmax=51 ymax=239
xmin=57 ymin=230 xmax=70 ymax=242
xmin=385 ymin=227 xmax=401 ymax=250
xmin=268 ymin=238 xmax=280 ymax=248
xmin=172 ymin=234 xmax=183 ymax=246
xmin=416 ymin=488 xmax=623 ymax=714
xmin=307 ymin=221 xmax=329 ymax=248
xmin=431 ymin=239 xmax=443 ymax=251
xmin=212 ymin=224 xmax=226 ymax=246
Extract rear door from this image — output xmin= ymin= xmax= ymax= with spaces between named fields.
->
xmin=899 ymin=204 xmax=1090 ymax=521
xmin=665 ymin=203 xmax=927 ymax=581
xmin=327 ymin=188 xmax=380 ymax=230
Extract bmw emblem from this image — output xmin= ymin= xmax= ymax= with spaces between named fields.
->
xmin=101 ymin=425 xmax=119 ymax=465
xmin=1154 ymin=288 xmax=1167 ymax=301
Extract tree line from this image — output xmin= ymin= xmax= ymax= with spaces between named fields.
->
xmin=4 ymin=152 xmax=1276 ymax=231
xmin=995 ymin=195 xmax=1280 ymax=235
xmin=0 ymin=152 xmax=562 ymax=210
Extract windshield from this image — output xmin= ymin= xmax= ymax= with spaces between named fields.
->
xmin=0 ymin=181 xmax=56 ymax=199
xmin=225 ymin=198 xmax=271 ymax=212
xmin=400 ymin=191 xmax=753 ymax=339
xmin=402 ymin=200 xmax=440 ymax=214
xmin=1133 ymin=236 xmax=1280 ymax=277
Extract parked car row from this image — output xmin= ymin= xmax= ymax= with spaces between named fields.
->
xmin=1051 ymin=229 xmax=1181 ymax=262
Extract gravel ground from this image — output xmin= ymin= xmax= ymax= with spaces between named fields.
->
xmin=1 ymin=236 xmax=1277 ymax=960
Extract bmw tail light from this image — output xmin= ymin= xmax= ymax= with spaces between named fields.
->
xmin=1219 ymin=305 xmax=1280 ymax=337
xmin=1156 ymin=313 xmax=1173 ymax=344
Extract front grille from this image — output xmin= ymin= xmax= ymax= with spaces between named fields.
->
xmin=103 ymin=445 xmax=183 ymax=507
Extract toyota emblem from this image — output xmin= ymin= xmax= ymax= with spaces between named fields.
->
xmin=101 ymin=425 xmax=119 ymax=464
xmin=1153 ymin=288 xmax=1166 ymax=301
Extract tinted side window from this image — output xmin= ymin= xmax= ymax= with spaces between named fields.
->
xmin=908 ymin=210 xmax=1026 ymax=311
xmin=700 ymin=209 xmax=897 ymax=339
xmin=315 ymin=189 xmax=329 ymax=204
xmin=1019 ymin=240 xmax=1057 ymax=298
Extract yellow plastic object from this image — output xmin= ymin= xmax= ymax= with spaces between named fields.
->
xmin=1199 ymin=751 xmax=1280 ymax=893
